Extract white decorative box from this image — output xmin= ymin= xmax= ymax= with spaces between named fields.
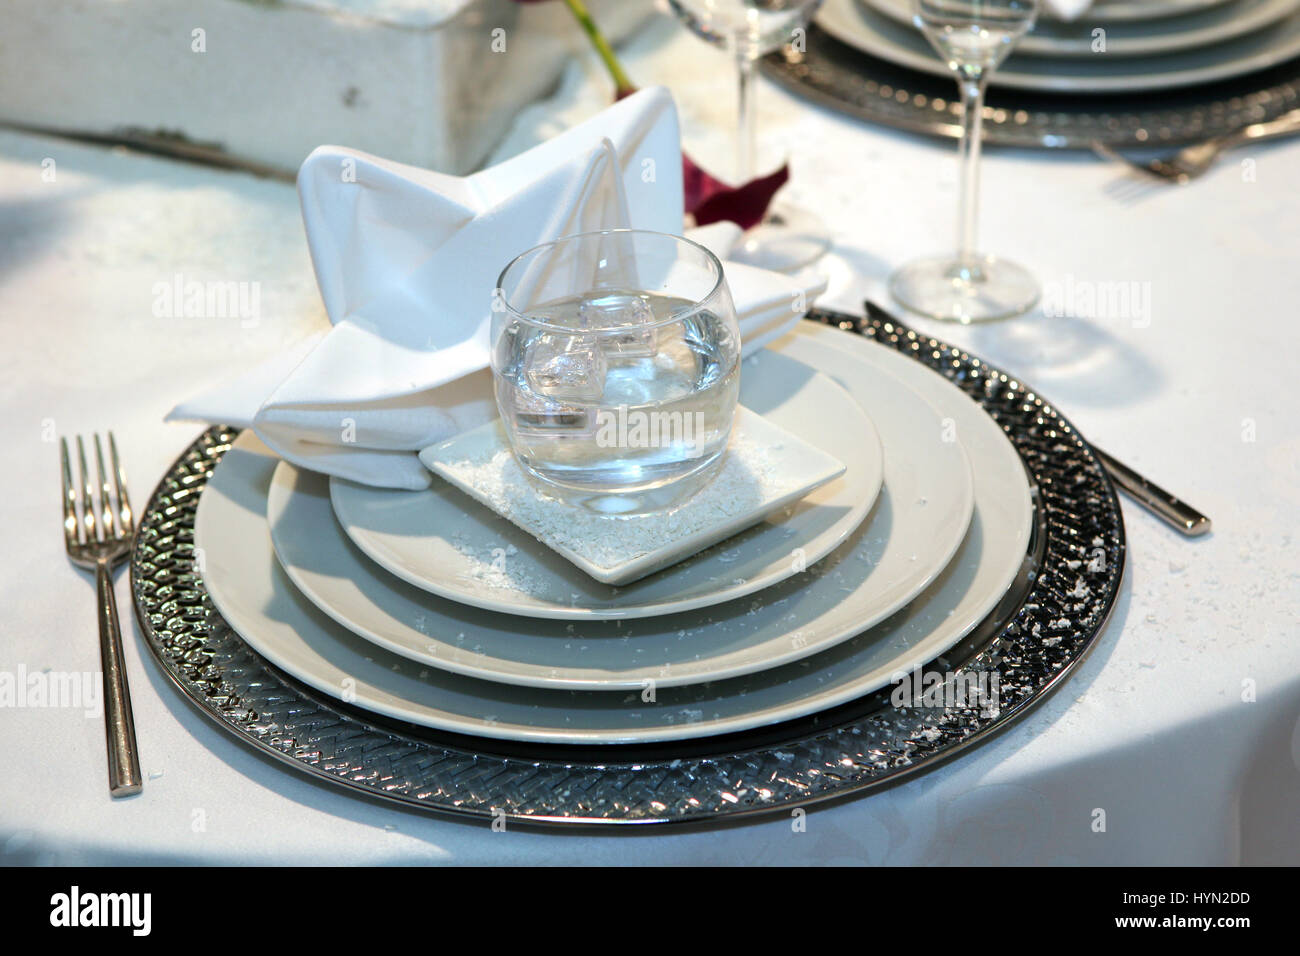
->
xmin=0 ymin=0 xmax=653 ymax=175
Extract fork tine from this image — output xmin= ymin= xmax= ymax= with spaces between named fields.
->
xmin=76 ymin=435 xmax=97 ymax=543
xmin=109 ymin=432 xmax=133 ymax=537
xmin=94 ymin=433 xmax=118 ymax=540
xmin=60 ymin=437 xmax=80 ymax=548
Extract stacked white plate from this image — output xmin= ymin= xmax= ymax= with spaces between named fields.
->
xmin=819 ymin=0 xmax=1300 ymax=92
xmin=193 ymin=321 xmax=1034 ymax=746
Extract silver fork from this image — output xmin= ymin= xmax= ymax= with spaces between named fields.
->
xmin=1091 ymin=108 xmax=1300 ymax=184
xmin=61 ymin=433 xmax=143 ymax=797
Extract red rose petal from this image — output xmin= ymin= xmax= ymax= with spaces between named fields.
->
xmin=685 ymin=157 xmax=789 ymax=231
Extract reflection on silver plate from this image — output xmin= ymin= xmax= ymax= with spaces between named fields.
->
xmin=763 ymin=21 xmax=1300 ymax=148
xmin=819 ymin=0 xmax=1300 ymax=92
xmin=130 ymin=309 xmax=1125 ymax=825
xmin=864 ymin=0 xmax=1299 ymax=59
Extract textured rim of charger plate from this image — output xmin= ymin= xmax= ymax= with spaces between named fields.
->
xmin=257 ymin=326 xmax=1002 ymax=694
xmin=130 ymin=309 xmax=1126 ymax=824
xmin=327 ymin=350 xmax=892 ymax=621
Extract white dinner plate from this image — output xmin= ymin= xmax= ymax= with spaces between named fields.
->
xmin=819 ymin=0 xmax=1300 ymax=92
xmin=195 ymin=323 xmax=1032 ymax=744
xmin=267 ymin=328 xmax=979 ymax=690
xmin=863 ymin=0 xmax=1298 ymax=59
xmin=330 ymin=350 xmax=891 ymax=620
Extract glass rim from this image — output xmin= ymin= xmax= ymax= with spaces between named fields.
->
xmin=494 ymin=228 xmax=727 ymax=333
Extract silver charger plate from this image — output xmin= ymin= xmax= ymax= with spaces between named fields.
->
xmin=130 ymin=308 xmax=1125 ymax=826
xmin=763 ymin=20 xmax=1300 ymax=148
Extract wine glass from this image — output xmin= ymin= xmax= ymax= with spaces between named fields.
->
xmin=668 ymin=0 xmax=831 ymax=272
xmin=493 ymin=229 xmax=742 ymax=513
xmin=890 ymin=0 xmax=1040 ymax=323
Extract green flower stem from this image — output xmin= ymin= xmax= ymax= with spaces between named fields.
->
xmin=561 ymin=0 xmax=636 ymax=97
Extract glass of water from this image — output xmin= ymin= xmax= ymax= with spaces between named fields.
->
xmin=890 ymin=0 xmax=1040 ymax=323
xmin=668 ymin=0 xmax=831 ymax=272
xmin=492 ymin=229 xmax=742 ymax=513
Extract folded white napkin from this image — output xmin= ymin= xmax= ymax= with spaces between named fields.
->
xmin=169 ymin=87 xmax=825 ymax=490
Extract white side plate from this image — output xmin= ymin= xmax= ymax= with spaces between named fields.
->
xmin=331 ymin=350 xmax=885 ymax=620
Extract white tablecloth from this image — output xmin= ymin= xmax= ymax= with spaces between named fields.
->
xmin=3 ymin=13 xmax=1298 ymax=865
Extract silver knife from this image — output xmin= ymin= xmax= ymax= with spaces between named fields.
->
xmin=1089 ymin=446 xmax=1211 ymax=537
xmin=861 ymin=301 xmax=1212 ymax=538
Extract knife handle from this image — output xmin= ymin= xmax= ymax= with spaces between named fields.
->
xmin=859 ymin=300 xmax=1213 ymax=538
xmin=1092 ymin=446 xmax=1212 ymax=537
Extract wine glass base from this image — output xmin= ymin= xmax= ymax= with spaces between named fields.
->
xmin=890 ymin=254 xmax=1039 ymax=324
xmin=727 ymin=202 xmax=832 ymax=273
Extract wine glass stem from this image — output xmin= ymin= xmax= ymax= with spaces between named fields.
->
xmin=955 ymin=72 xmax=988 ymax=272
xmin=736 ymin=46 xmax=759 ymax=183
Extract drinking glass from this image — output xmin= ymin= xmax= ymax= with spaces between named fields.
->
xmin=493 ymin=229 xmax=742 ymax=513
xmin=668 ymin=0 xmax=831 ymax=272
xmin=890 ymin=0 xmax=1040 ymax=323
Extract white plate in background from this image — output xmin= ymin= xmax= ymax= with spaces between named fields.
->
xmin=819 ymin=0 xmax=1300 ymax=92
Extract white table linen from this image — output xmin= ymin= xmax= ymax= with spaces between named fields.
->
xmin=1 ymin=13 xmax=1298 ymax=864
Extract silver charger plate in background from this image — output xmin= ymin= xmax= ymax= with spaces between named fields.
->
xmin=129 ymin=308 xmax=1125 ymax=827
xmin=762 ymin=23 xmax=1300 ymax=149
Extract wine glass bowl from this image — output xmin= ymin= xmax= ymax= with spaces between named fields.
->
xmin=913 ymin=0 xmax=1037 ymax=73
xmin=670 ymin=0 xmax=823 ymax=57
xmin=669 ymin=0 xmax=832 ymax=272
xmin=891 ymin=0 xmax=1042 ymax=323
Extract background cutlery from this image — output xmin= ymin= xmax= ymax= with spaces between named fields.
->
xmin=1092 ymin=107 xmax=1300 ymax=183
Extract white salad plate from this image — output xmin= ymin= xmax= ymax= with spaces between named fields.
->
xmin=420 ymin=406 xmax=847 ymax=586
xmin=195 ymin=322 xmax=1032 ymax=744
xmin=863 ymin=0 xmax=1298 ymax=59
xmin=267 ymin=327 xmax=978 ymax=690
xmin=330 ymin=350 xmax=888 ymax=620
xmin=820 ymin=0 xmax=1300 ymax=93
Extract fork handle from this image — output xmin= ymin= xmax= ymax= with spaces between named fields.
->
xmin=1224 ymin=108 xmax=1300 ymax=148
xmin=96 ymin=560 xmax=142 ymax=796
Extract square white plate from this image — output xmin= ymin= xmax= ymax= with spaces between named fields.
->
xmin=419 ymin=407 xmax=846 ymax=585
